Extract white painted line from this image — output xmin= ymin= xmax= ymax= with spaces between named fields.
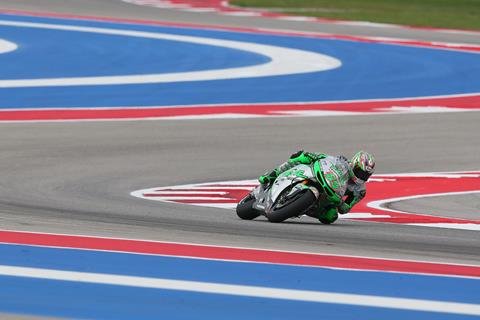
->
xmin=340 ymin=213 xmax=391 ymax=219
xmin=159 ymin=186 xmax=255 ymax=190
xmin=430 ymin=42 xmax=480 ymax=49
xmin=0 ymin=38 xmax=17 ymax=54
xmin=205 ymin=180 xmax=258 ymax=185
xmin=337 ymin=21 xmax=400 ymax=28
xmin=221 ymin=11 xmax=262 ymax=17
xmin=408 ymin=223 xmax=480 ymax=231
xmin=378 ymin=106 xmax=474 ymax=113
xmin=123 ymin=0 xmax=191 ymax=8
xmin=159 ymin=113 xmax=269 ymax=120
xmin=441 ymin=29 xmax=480 ymax=36
xmin=180 ymin=8 xmax=218 ymax=13
xmin=151 ymin=3 xmax=191 ymax=8
xmin=367 ymin=190 xmax=480 ymax=231
xmin=368 ymin=178 xmax=397 ymax=182
xmin=149 ymin=196 xmax=230 ymax=200
xmin=0 ymin=20 xmax=341 ymax=88
xmin=368 ymin=190 xmax=480 ymax=215
xmin=189 ymin=203 xmax=236 ymax=208
xmin=149 ymin=191 xmax=227 ymax=195
xmin=198 ymin=107 xmax=478 ymax=118
xmin=0 ymin=265 xmax=478 ymax=315
xmin=274 ymin=110 xmax=360 ymax=117
xmin=276 ymin=16 xmax=319 ymax=22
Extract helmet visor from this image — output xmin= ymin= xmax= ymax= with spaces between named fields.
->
xmin=353 ymin=167 xmax=372 ymax=181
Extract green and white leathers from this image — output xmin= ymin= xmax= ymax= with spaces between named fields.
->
xmin=259 ymin=151 xmax=369 ymax=224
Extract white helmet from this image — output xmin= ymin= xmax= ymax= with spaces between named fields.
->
xmin=350 ymin=151 xmax=375 ymax=182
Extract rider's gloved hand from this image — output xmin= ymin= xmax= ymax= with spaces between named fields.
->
xmin=258 ymin=175 xmax=269 ymax=184
xmin=289 ymin=150 xmax=321 ymax=164
xmin=259 ymin=170 xmax=277 ymax=185
xmin=338 ymin=191 xmax=365 ymax=214
xmin=289 ymin=150 xmax=304 ymax=159
xmin=304 ymin=152 xmax=319 ymax=161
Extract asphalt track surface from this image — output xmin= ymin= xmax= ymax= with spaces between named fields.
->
xmin=0 ymin=0 xmax=479 ymax=266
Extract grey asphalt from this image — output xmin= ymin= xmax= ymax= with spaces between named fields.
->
xmin=0 ymin=313 xmax=60 ymax=320
xmin=391 ymin=193 xmax=480 ymax=220
xmin=0 ymin=0 xmax=478 ymax=265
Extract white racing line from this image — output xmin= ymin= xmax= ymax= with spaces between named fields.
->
xmin=0 ymin=20 xmax=341 ymax=87
xmin=0 ymin=38 xmax=17 ymax=54
xmin=0 ymin=265 xmax=479 ymax=315
xmin=368 ymin=190 xmax=480 ymax=231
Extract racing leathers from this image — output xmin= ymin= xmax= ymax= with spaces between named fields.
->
xmin=259 ymin=151 xmax=366 ymax=224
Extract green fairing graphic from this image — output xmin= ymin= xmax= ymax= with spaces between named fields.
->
xmin=325 ymin=173 xmax=340 ymax=190
xmin=283 ymin=168 xmax=307 ymax=179
xmin=313 ymin=161 xmax=341 ymax=204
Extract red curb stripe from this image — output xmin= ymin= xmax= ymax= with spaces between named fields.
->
xmin=1 ymin=96 xmax=480 ymax=121
xmin=0 ymin=230 xmax=478 ymax=277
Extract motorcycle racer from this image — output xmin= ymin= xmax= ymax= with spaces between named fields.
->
xmin=259 ymin=150 xmax=375 ymax=224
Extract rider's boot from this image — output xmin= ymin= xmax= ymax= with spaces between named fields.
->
xmin=318 ymin=207 xmax=338 ymax=224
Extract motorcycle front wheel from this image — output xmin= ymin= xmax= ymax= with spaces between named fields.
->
xmin=266 ymin=189 xmax=316 ymax=223
xmin=236 ymin=193 xmax=261 ymax=220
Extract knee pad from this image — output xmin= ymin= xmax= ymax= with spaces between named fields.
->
xmin=318 ymin=208 xmax=338 ymax=224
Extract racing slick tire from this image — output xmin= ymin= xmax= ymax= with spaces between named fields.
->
xmin=266 ymin=189 xmax=316 ymax=223
xmin=236 ymin=193 xmax=261 ymax=220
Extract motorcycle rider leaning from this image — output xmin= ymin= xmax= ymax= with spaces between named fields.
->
xmin=259 ymin=150 xmax=375 ymax=224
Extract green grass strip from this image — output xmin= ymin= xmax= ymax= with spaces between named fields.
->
xmin=230 ymin=0 xmax=480 ymax=30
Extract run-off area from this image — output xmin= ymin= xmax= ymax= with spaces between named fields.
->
xmin=1 ymin=13 xmax=480 ymax=112
xmin=0 ymin=239 xmax=479 ymax=320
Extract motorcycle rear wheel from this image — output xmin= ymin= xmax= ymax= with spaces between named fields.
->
xmin=266 ymin=189 xmax=316 ymax=223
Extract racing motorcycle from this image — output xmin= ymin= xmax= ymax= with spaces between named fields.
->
xmin=236 ymin=159 xmax=346 ymax=223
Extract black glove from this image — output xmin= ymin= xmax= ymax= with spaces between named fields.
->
xmin=289 ymin=150 xmax=304 ymax=159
